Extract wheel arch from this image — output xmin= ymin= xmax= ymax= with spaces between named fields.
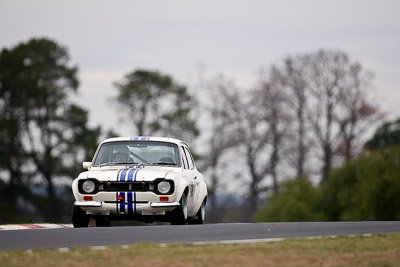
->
xmin=174 ymin=177 xmax=189 ymax=202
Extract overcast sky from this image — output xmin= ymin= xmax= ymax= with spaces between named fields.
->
xmin=1 ymin=0 xmax=399 ymax=137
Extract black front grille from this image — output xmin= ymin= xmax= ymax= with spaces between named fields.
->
xmin=101 ymin=181 xmax=150 ymax=192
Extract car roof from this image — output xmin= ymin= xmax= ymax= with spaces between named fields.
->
xmin=100 ymin=136 xmax=186 ymax=146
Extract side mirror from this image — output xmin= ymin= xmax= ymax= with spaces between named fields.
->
xmin=82 ymin=162 xmax=92 ymax=170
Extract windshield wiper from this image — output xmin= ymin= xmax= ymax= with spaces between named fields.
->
xmin=100 ymin=162 xmax=116 ymax=167
xmin=150 ymin=161 xmax=176 ymax=166
xmin=100 ymin=162 xmax=137 ymax=167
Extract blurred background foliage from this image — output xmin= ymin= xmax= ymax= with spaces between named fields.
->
xmin=254 ymin=143 xmax=400 ymax=222
xmin=254 ymin=177 xmax=325 ymax=222
xmin=0 ymin=37 xmax=399 ymax=224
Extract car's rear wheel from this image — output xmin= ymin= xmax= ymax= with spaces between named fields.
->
xmin=170 ymin=193 xmax=188 ymax=225
xmin=188 ymin=199 xmax=206 ymax=225
xmin=72 ymin=205 xmax=90 ymax=228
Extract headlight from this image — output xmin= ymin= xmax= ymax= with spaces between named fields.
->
xmin=157 ymin=181 xmax=171 ymax=194
xmin=82 ymin=180 xmax=96 ymax=193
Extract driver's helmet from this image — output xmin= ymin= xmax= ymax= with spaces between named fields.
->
xmin=113 ymin=145 xmax=129 ymax=162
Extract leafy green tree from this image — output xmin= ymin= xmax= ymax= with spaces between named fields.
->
xmin=6 ymin=38 xmax=79 ymax=197
xmin=0 ymin=38 xmax=103 ymax=222
xmin=254 ymin=177 xmax=325 ymax=222
xmin=0 ymin=40 xmax=32 ymax=189
xmin=356 ymin=147 xmax=400 ymax=220
xmin=364 ymin=118 xmax=400 ymax=150
xmin=320 ymin=146 xmax=400 ymax=220
xmin=319 ymin=162 xmax=360 ymax=220
xmin=114 ymin=69 xmax=199 ymax=142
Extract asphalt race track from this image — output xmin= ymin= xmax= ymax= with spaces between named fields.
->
xmin=1 ymin=221 xmax=399 ymax=251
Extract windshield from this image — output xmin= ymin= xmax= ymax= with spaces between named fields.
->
xmin=92 ymin=141 xmax=180 ymax=167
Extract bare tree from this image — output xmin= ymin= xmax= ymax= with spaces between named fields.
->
xmin=302 ymin=50 xmax=380 ymax=181
xmin=197 ymin=74 xmax=239 ymax=222
xmin=196 ymin=69 xmax=289 ymax=220
xmin=277 ymin=56 xmax=313 ymax=178
xmin=303 ymin=50 xmax=348 ymax=181
xmin=199 ymin=68 xmax=293 ymax=219
xmin=253 ymin=67 xmax=292 ymax=193
xmin=197 ymin=76 xmax=270 ymax=219
xmin=195 ymin=50 xmax=381 ymax=222
xmin=223 ymin=68 xmax=293 ymax=218
xmin=336 ymin=62 xmax=383 ymax=161
xmin=237 ymin=91 xmax=270 ymax=216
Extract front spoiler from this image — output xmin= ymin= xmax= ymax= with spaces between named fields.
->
xmin=74 ymin=201 xmax=102 ymax=207
xmin=150 ymin=202 xmax=180 ymax=208
xmin=74 ymin=201 xmax=180 ymax=208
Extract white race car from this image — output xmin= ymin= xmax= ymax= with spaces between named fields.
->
xmin=71 ymin=137 xmax=207 ymax=227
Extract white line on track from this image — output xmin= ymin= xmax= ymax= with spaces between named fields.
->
xmin=0 ymin=224 xmax=73 ymax=230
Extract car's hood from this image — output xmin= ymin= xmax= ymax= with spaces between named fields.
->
xmin=79 ymin=166 xmax=179 ymax=181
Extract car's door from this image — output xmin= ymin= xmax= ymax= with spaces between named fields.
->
xmin=180 ymin=145 xmax=197 ymax=213
xmin=179 ymin=145 xmax=191 ymax=202
xmin=182 ymin=145 xmax=202 ymax=214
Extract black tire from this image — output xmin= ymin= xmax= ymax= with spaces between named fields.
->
xmin=170 ymin=193 xmax=188 ymax=225
xmin=188 ymin=200 xmax=206 ymax=225
xmin=72 ymin=205 xmax=90 ymax=228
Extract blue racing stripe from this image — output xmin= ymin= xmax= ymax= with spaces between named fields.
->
xmin=134 ymin=192 xmax=137 ymax=214
xmin=128 ymin=192 xmax=133 ymax=214
xmin=120 ymin=192 xmax=125 ymax=213
xmin=127 ymin=168 xmax=136 ymax=181
xmin=120 ymin=169 xmax=128 ymax=181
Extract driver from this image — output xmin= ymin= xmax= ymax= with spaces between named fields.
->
xmin=113 ymin=146 xmax=129 ymax=162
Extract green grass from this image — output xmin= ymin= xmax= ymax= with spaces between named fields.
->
xmin=1 ymin=233 xmax=400 ymax=267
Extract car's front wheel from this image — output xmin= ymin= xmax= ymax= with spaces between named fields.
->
xmin=188 ymin=199 xmax=206 ymax=225
xmin=170 ymin=193 xmax=188 ymax=225
xmin=72 ymin=205 xmax=90 ymax=228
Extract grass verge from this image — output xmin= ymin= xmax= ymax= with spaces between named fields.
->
xmin=1 ymin=233 xmax=400 ymax=267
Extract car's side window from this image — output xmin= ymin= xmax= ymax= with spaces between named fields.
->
xmin=186 ymin=148 xmax=196 ymax=169
xmin=180 ymin=147 xmax=188 ymax=170
xmin=184 ymin=147 xmax=194 ymax=170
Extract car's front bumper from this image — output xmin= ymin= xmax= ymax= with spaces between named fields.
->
xmin=74 ymin=201 xmax=102 ymax=207
xmin=74 ymin=200 xmax=180 ymax=216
